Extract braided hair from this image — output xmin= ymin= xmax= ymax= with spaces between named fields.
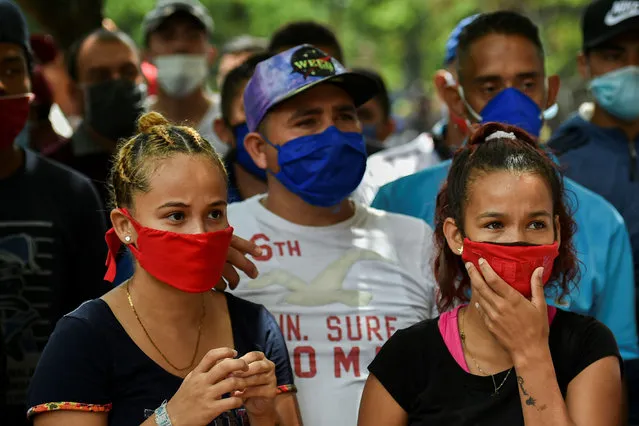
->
xmin=108 ymin=112 xmax=226 ymax=210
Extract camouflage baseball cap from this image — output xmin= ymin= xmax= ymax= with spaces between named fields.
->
xmin=243 ymin=44 xmax=380 ymax=132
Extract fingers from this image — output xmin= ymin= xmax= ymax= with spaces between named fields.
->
xmin=230 ymin=234 xmax=263 ymax=257
xmin=214 ymin=277 xmax=229 ymax=292
xmin=221 ymin=263 xmax=239 ymax=290
xmin=226 ymin=246 xmax=259 ymax=280
xmin=235 ymin=384 xmax=278 ymax=400
xmin=234 ymin=359 xmax=274 ymax=379
xmin=465 ymin=262 xmax=498 ymax=309
xmin=193 ymin=348 xmax=237 ymax=374
xmin=476 ymin=258 xmax=513 ymax=298
xmin=530 ymin=267 xmax=547 ymax=310
xmin=209 ymin=376 xmax=250 ymax=399
xmin=209 ymin=396 xmax=244 ymax=412
xmin=207 ymin=358 xmax=250 ymax=384
xmin=240 ymin=351 xmax=266 ymax=364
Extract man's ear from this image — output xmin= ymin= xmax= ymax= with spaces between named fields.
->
xmin=545 ymin=75 xmax=561 ymax=109
xmin=436 ymin=69 xmax=466 ymax=120
xmin=110 ymin=209 xmax=138 ymax=245
xmin=443 ymin=217 xmax=464 ymax=256
xmin=577 ymin=52 xmax=589 ymax=80
xmin=244 ymin=132 xmax=269 ymax=170
xmin=214 ymin=118 xmax=234 ymax=147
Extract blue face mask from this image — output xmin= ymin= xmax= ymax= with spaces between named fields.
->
xmin=460 ymin=87 xmax=545 ymax=137
xmin=232 ymin=122 xmax=267 ymax=181
xmin=264 ymin=126 xmax=367 ymax=207
xmin=589 ymin=66 xmax=639 ymax=122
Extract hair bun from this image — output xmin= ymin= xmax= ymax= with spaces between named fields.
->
xmin=137 ymin=111 xmax=170 ymax=134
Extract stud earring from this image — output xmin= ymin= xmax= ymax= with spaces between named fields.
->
xmin=457 ymin=246 xmax=463 ymax=254
xmin=125 ymin=235 xmax=131 ymax=243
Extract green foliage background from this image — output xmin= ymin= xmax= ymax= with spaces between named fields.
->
xmin=104 ymin=0 xmax=590 ymax=96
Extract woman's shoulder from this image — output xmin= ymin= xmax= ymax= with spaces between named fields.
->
xmin=549 ymin=309 xmax=620 ymax=387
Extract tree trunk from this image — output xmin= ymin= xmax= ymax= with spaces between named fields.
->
xmin=16 ymin=0 xmax=104 ymax=51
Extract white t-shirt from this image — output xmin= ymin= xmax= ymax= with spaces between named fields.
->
xmin=197 ymin=92 xmax=229 ymax=156
xmin=353 ymin=132 xmax=443 ymax=205
xmin=228 ymin=195 xmax=438 ymax=426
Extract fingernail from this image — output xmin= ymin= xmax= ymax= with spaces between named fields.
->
xmin=465 ymin=262 xmax=473 ymax=270
xmin=475 ymin=302 xmax=480 ymax=310
xmin=478 ymin=258 xmax=486 ymax=265
xmin=255 ymin=247 xmax=263 ymax=256
xmin=232 ymin=350 xmax=238 ymax=357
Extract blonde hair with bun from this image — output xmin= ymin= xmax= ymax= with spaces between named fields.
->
xmin=108 ymin=111 xmax=227 ymax=209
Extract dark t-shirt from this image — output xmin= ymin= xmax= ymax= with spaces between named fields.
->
xmin=368 ymin=309 xmax=621 ymax=426
xmin=27 ymin=293 xmax=295 ymax=425
xmin=0 ymin=149 xmax=111 ymax=424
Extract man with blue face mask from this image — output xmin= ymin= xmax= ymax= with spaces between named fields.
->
xmin=371 ymin=10 xmax=639 ymax=399
xmin=549 ymin=0 xmax=639 ymax=418
xmin=227 ymin=45 xmax=438 ymax=426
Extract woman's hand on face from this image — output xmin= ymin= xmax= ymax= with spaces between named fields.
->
xmin=215 ymin=235 xmax=262 ymax=291
xmin=233 ymin=351 xmax=278 ymax=419
xmin=166 ymin=348 xmax=250 ymax=426
xmin=466 ymin=259 xmax=549 ymax=360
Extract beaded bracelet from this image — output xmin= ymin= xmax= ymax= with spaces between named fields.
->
xmin=154 ymin=400 xmax=173 ymax=426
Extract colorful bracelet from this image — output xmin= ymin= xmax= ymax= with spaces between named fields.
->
xmin=154 ymin=400 xmax=173 ymax=426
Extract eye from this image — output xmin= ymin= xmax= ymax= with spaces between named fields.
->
xmin=528 ymin=221 xmax=547 ymax=230
xmin=209 ymin=209 xmax=224 ymax=220
xmin=296 ymin=118 xmax=317 ymax=128
xmin=167 ymin=211 xmax=185 ymax=222
xmin=522 ymin=80 xmax=536 ymax=91
xmin=339 ymin=112 xmax=357 ymax=121
xmin=481 ymin=84 xmax=497 ymax=95
xmin=484 ymin=221 xmax=504 ymax=230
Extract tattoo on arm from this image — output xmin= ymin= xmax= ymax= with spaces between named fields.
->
xmin=517 ymin=376 xmax=547 ymax=412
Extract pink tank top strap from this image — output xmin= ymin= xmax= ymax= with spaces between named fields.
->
xmin=439 ymin=304 xmax=559 ymax=372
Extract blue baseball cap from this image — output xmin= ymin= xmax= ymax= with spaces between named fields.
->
xmin=444 ymin=14 xmax=481 ymax=65
xmin=243 ymin=44 xmax=379 ymax=132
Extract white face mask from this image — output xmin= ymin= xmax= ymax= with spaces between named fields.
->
xmin=154 ymin=54 xmax=209 ymax=98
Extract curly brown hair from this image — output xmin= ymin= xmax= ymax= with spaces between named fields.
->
xmin=434 ymin=122 xmax=579 ymax=312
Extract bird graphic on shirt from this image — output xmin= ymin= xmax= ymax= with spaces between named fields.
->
xmin=248 ymin=248 xmax=386 ymax=307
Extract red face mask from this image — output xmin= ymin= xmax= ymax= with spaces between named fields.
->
xmin=461 ymin=238 xmax=559 ymax=298
xmin=0 ymin=94 xmax=32 ymax=150
xmin=104 ymin=209 xmax=234 ymax=293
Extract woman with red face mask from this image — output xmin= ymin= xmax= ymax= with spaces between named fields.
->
xmin=358 ymin=122 xmax=623 ymax=426
xmin=26 ymin=112 xmax=301 ymax=426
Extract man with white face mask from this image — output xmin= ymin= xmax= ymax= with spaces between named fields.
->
xmin=549 ymin=0 xmax=639 ymax=419
xmin=142 ymin=0 xmax=227 ymax=155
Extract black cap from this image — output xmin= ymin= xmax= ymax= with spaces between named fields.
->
xmin=582 ymin=0 xmax=639 ymax=50
xmin=143 ymin=0 xmax=213 ymax=37
xmin=0 ymin=0 xmax=32 ymax=69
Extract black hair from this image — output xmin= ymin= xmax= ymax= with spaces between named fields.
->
xmin=456 ymin=11 xmax=544 ymax=81
xmin=66 ymin=28 xmax=138 ymax=82
xmin=222 ymin=35 xmax=268 ymax=55
xmin=221 ymin=51 xmax=273 ymax=125
xmin=351 ymin=67 xmax=391 ymax=118
xmin=269 ymin=21 xmax=344 ymax=63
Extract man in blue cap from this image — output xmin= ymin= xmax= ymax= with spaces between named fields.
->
xmin=0 ymin=1 xmax=111 ymax=423
xmin=353 ymin=14 xmax=479 ymax=205
xmin=227 ymin=44 xmax=438 ymax=426
xmin=371 ymin=10 xmax=639 ymax=390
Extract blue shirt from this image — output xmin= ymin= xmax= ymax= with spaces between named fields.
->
xmin=372 ymin=159 xmax=639 ymax=360
xmin=549 ymin=113 xmax=639 ymax=298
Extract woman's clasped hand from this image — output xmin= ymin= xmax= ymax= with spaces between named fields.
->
xmin=166 ymin=348 xmax=277 ymax=425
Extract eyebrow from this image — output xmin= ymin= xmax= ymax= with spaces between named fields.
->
xmin=0 ymin=56 xmax=24 ymax=66
xmin=477 ymin=210 xmax=552 ymax=219
xmin=157 ymin=200 xmax=228 ymax=210
xmin=473 ymin=71 xmax=540 ymax=84
xmin=289 ymin=107 xmax=323 ymax=122
xmin=335 ymin=104 xmax=357 ymax=114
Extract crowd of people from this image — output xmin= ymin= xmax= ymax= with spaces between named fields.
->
xmin=0 ymin=0 xmax=637 ymax=424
